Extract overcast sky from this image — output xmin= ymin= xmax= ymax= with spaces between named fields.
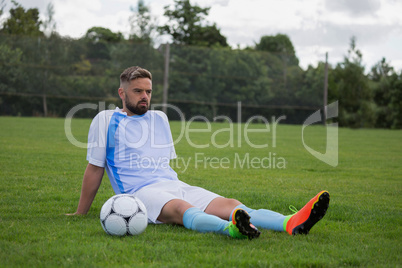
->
xmin=3 ymin=0 xmax=402 ymax=72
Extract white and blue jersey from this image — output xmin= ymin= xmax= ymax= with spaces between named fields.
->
xmin=86 ymin=108 xmax=179 ymax=194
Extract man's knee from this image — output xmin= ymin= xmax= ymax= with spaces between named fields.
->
xmin=214 ymin=197 xmax=242 ymax=208
xmin=205 ymin=197 xmax=242 ymax=220
xmin=226 ymin=198 xmax=242 ymax=207
xmin=157 ymin=199 xmax=193 ymax=225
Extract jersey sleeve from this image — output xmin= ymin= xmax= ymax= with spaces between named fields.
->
xmin=86 ymin=111 xmax=109 ymax=167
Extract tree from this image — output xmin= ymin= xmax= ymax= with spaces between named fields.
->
xmin=0 ymin=43 xmax=23 ymax=93
xmin=129 ymin=0 xmax=156 ymax=44
xmin=84 ymin=27 xmax=124 ymax=60
xmin=369 ymin=58 xmax=402 ymax=129
xmin=42 ymin=2 xmax=56 ymax=37
xmin=159 ymin=0 xmax=228 ymax=47
xmin=1 ymin=0 xmax=43 ymax=36
xmin=369 ymin=57 xmax=394 ymax=82
xmin=255 ymin=34 xmax=300 ymax=98
xmin=297 ymin=62 xmax=328 ymax=106
xmin=255 ymin=34 xmax=299 ymax=66
xmin=330 ymin=37 xmax=375 ymax=128
xmin=195 ymin=23 xmax=228 ymax=47
xmin=85 ymin=26 xmax=123 ymax=43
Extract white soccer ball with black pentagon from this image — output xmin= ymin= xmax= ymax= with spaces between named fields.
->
xmin=100 ymin=194 xmax=148 ymax=236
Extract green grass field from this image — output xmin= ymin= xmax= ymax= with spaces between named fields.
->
xmin=0 ymin=116 xmax=401 ymax=267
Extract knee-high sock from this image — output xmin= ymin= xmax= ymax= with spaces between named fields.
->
xmin=232 ymin=204 xmax=286 ymax=232
xmin=183 ymin=207 xmax=230 ymax=236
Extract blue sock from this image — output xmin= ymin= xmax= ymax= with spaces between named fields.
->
xmin=232 ymin=204 xmax=286 ymax=232
xmin=183 ymin=207 xmax=230 ymax=236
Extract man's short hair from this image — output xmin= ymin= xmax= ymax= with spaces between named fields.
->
xmin=120 ymin=66 xmax=152 ymax=87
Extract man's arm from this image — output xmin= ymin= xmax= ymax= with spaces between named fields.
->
xmin=67 ymin=163 xmax=104 ymax=215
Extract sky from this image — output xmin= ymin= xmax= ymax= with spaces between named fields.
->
xmin=3 ymin=0 xmax=402 ymax=72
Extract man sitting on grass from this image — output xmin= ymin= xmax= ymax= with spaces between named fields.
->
xmin=67 ymin=66 xmax=330 ymax=239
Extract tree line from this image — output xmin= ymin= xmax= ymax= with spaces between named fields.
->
xmin=0 ymin=0 xmax=400 ymax=128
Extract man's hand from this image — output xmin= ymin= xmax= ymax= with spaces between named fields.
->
xmin=65 ymin=212 xmax=84 ymax=216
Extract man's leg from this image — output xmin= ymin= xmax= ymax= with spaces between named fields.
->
xmin=232 ymin=205 xmax=287 ymax=232
xmin=205 ymin=197 xmax=285 ymax=232
xmin=157 ymin=199 xmax=230 ymax=235
xmin=157 ymin=199 xmax=193 ymax=225
xmin=204 ymin=197 xmax=242 ymax=220
xmin=203 ymin=197 xmax=261 ymax=239
xmin=205 ymin=191 xmax=330 ymax=235
xmin=157 ymin=199 xmax=259 ymax=239
xmin=232 ymin=191 xmax=330 ymax=235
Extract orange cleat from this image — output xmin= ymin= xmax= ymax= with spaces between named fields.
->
xmin=284 ymin=191 xmax=330 ymax=235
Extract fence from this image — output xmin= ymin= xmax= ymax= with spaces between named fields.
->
xmin=0 ymin=34 xmax=324 ymax=123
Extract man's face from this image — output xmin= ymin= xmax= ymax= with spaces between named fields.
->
xmin=119 ymin=78 xmax=152 ymax=116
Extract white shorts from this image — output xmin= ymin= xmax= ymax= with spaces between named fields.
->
xmin=133 ymin=180 xmax=221 ymax=223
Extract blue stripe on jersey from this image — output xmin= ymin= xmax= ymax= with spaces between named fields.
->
xmin=106 ymin=112 xmax=126 ymax=194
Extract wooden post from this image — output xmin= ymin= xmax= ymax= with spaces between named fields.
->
xmin=43 ymin=94 xmax=48 ymax=117
xmin=323 ymin=52 xmax=328 ymax=124
xmin=162 ymin=43 xmax=170 ymax=114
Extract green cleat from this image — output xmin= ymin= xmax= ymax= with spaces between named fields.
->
xmin=224 ymin=208 xmax=260 ymax=240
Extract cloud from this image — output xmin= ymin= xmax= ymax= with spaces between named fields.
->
xmin=53 ymin=0 xmax=133 ymax=38
xmin=295 ymin=23 xmax=402 ymax=70
xmin=5 ymin=0 xmax=48 ymax=11
xmin=194 ymin=0 xmax=230 ymax=7
xmin=324 ymin=0 xmax=381 ymax=16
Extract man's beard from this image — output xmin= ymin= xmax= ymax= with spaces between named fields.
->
xmin=125 ymin=97 xmax=149 ymax=115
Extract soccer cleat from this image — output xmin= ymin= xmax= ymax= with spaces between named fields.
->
xmin=225 ymin=208 xmax=261 ymax=239
xmin=283 ymin=190 xmax=330 ymax=235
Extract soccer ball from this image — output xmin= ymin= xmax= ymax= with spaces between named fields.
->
xmin=100 ymin=194 xmax=148 ymax=236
